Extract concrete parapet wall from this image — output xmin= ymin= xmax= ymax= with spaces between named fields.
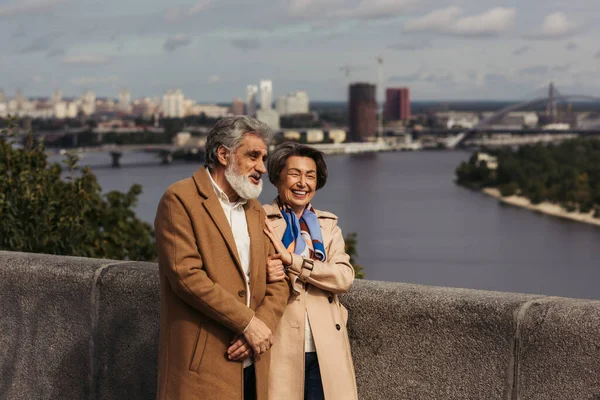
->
xmin=1 ymin=251 xmax=600 ymax=399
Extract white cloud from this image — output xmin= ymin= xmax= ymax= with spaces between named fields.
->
xmin=452 ymin=8 xmax=516 ymax=36
xmin=290 ymin=0 xmax=413 ymax=20
xmin=32 ymin=75 xmax=43 ymax=83
xmin=71 ymin=76 xmax=120 ymax=86
xmin=537 ymin=12 xmax=578 ymax=39
xmin=404 ymin=7 xmax=462 ymax=32
xmin=63 ymin=55 xmax=113 ymax=65
xmin=165 ymin=0 xmax=211 ymax=22
xmin=208 ymin=75 xmax=220 ymax=83
xmin=405 ymin=7 xmax=516 ymax=37
xmin=336 ymin=0 xmax=415 ymax=20
xmin=163 ymin=34 xmax=192 ymax=52
xmin=289 ymin=0 xmax=344 ymax=18
xmin=0 ymin=0 xmax=67 ymax=17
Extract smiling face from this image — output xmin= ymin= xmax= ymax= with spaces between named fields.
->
xmin=223 ymin=133 xmax=268 ymax=200
xmin=277 ymin=155 xmax=318 ymax=215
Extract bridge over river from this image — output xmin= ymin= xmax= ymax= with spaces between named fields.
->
xmin=46 ymin=143 xmax=205 ymax=167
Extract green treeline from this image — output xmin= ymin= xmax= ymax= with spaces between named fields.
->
xmin=455 ymin=138 xmax=600 ymax=217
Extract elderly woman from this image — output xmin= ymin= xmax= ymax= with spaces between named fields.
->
xmin=262 ymin=143 xmax=358 ymax=400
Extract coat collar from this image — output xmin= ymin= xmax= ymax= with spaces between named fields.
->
xmin=263 ymin=199 xmax=338 ymax=221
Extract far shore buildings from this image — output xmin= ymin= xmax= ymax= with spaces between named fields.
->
xmin=275 ymin=91 xmax=310 ymax=116
xmin=162 ymin=89 xmax=185 ymax=118
xmin=118 ymin=89 xmax=132 ymax=113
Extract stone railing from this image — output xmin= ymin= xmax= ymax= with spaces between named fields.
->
xmin=1 ymin=251 xmax=600 ymax=399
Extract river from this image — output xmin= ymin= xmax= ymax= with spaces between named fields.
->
xmin=51 ymin=150 xmax=600 ymax=300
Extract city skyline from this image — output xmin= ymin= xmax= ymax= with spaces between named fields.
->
xmin=1 ymin=0 xmax=599 ymax=102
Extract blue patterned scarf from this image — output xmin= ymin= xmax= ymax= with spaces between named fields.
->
xmin=278 ymin=198 xmax=326 ymax=262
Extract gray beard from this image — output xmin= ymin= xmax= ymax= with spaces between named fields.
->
xmin=224 ymin=159 xmax=263 ymax=200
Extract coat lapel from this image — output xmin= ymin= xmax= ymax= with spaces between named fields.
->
xmin=264 ymin=201 xmax=287 ymax=238
xmin=193 ymin=167 xmax=244 ymax=277
xmin=245 ymin=202 xmax=262 ymax=300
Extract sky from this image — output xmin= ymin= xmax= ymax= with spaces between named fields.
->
xmin=1 ymin=0 xmax=600 ymax=102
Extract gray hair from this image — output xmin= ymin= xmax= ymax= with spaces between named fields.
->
xmin=267 ymin=142 xmax=328 ymax=190
xmin=204 ymin=116 xmax=273 ymax=169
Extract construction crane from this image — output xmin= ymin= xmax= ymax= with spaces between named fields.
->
xmin=340 ymin=65 xmax=352 ymax=80
xmin=377 ymin=56 xmax=383 ymax=139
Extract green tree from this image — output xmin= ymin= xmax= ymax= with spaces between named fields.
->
xmin=344 ymin=232 xmax=365 ymax=279
xmin=455 ymin=139 xmax=600 ymax=218
xmin=0 ymin=117 xmax=156 ymax=260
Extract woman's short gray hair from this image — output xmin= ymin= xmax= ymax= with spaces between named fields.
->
xmin=267 ymin=142 xmax=328 ymax=190
xmin=204 ymin=116 xmax=273 ymax=169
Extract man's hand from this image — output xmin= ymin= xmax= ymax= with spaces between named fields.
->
xmin=243 ymin=317 xmax=273 ymax=355
xmin=227 ymin=335 xmax=253 ymax=361
xmin=267 ymin=254 xmax=286 ymax=283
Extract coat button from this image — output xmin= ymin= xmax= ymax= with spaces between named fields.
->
xmin=238 ymin=290 xmax=246 ymax=298
xmin=336 ymin=324 xmax=341 ymax=331
xmin=328 ymin=296 xmax=333 ymax=303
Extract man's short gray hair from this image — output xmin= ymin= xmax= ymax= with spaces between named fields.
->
xmin=204 ymin=116 xmax=273 ymax=169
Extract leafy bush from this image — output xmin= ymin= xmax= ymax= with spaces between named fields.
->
xmin=499 ymin=182 xmax=518 ymax=197
xmin=0 ymin=117 xmax=156 ymax=260
xmin=344 ymin=232 xmax=365 ymax=279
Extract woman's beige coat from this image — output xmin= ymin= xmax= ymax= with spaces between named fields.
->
xmin=263 ymin=202 xmax=358 ymax=400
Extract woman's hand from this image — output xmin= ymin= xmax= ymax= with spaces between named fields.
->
xmin=267 ymin=254 xmax=286 ymax=282
xmin=263 ymin=217 xmax=293 ymax=266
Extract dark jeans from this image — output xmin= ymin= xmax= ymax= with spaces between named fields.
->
xmin=304 ymin=352 xmax=325 ymax=400
xmin=244 ymin=364 xmax=256 ymax=400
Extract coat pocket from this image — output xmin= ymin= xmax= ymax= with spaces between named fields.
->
xmin=189 ymin=326 xmax=209 ymax=372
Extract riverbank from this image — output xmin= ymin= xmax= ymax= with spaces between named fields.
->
xmin=482 ymin=187 xmax=600 ymax=227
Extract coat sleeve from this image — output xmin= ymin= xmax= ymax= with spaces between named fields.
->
xmin=253 ymin=212 xmax=291 ymax=333
xmin=287 ymin=220 xmax=355 ymax=295
xmin=155 ymin=189 xmax=255 ymax=334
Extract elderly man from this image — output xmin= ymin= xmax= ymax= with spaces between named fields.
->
xmin=154 ymin=116 xmax=290 ymax=400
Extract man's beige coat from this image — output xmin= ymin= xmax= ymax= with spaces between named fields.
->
xmin=263 ymin=202 xmax=358 ymax=400
xmin=154 ymin=167 xmax=290 ymax=400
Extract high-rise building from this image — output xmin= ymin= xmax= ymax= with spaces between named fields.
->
xmin=162 ymin=89 xmax=185 ymax=118
xmin=276 ymin=91 xmax=310 ymax=115
xmin=81 ymin=90 xmax=96 ymax=116
xmin=348 ymin=83 xmax=377 ymax=142
xmin=232 ymin=97 xmax=244 ymax=115
xmin=118 ymin=89 xmax=132 ymax=113
xmin=51 ymin=89 xmax=62 ymax=104
xmin=385 ymin=87 xmax=410 ymax=121
xmin=246 ymin=85 xmax=258 ymax=116
xmin=260 ymin=80 xmax=273 ymax=110
xmin=15 ymin=89 xmax=25 ymax=109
